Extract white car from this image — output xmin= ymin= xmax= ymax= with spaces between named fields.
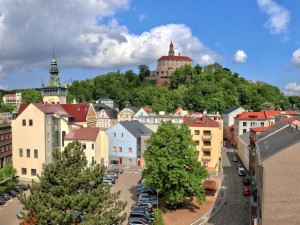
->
xmin=238 ymin=167 xmax=246 ymax=176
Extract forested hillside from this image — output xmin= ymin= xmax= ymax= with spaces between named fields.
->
xmin=67 ymin=63 xmax=300 ymax=113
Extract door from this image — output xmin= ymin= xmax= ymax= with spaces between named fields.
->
xmin=138 ymin=160 xmax=141 ymax=166
xmin=119 ymin=157 xmax=122 ymax=165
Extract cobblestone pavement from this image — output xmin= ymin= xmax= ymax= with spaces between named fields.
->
xmin=207 ymin=149 xmax=250 ymax=225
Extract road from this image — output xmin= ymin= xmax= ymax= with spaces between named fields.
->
xmin=207 ymin=149 xmax=250 ymax=225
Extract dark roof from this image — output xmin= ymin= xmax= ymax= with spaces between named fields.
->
xmin=97 ymin=97 xmax=113 ymax=101
xmin=257 ymin=125 xmax=300 ymax=161
xmin=223 ymin=106 xmax=243 ymax=114
xmin=104 ymin=108 xmax=118 ymax=119
xmin=93 ymin=103 xmax=109 ymax=111
xmin=120 ymin=120 xmax=152 ymax=138
xmin=238 ymin=131 xmax=250 ymax=146
xmin=256 ymin=119 xmax=289 ymax=141
xmin=129 ymin=106 xmax=139 ymax=113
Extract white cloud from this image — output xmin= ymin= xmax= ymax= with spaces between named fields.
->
xmin=291 ymin=49 xmax=300 ymax=68
xmin=283 ymin=82 xmax=300 ymax=96
xmin=257 ymin=0 xmax=290 ymax=34
xmin=0 ymin=0 xmax=220 ymax=80
xmin=233 ymin=50 xmax=247 ymax=63
xmin=139 ymin=14 xmax=147 ymax=21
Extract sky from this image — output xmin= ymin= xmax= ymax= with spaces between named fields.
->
xmin=0 ymin=0 xmax=300 ymax=96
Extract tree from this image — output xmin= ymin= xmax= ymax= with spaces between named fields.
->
xmin=143 ymin=121 xmax=209 ymax=209
xmin=0 ymin=104 xmax=16 ymax=113
xmin=1 ymin=163 xmax=16 ymax=178
xmin=18 ymin=141 xmax=127 ymax=225
xmin=0 ymin=170 xmax=5 ymax=182
xmin=20 ymin=89 xmax=42 ymax=103
xmin=138 ymin=64 xmax=150 ymax=81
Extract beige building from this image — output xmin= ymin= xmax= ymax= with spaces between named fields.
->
xmin=236 ymin=131 xmax=250 ymax=171
xmin=253 ymin=122 xmax=300 ymax=225
xmin=184 ymin=114 xmax=223 ymax=172
xmin=3 ymin=93 xmax=23 ymax=107
xmin=118 ymin=101 xmax=138 ymax=122
xmin=64 ymin=127 xmax=109 ymax=166
xmin=13 ymin=103 xmax=97 ymax=181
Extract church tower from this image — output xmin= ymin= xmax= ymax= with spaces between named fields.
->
xmin=41 ymin=54 xmax=67 ymax=104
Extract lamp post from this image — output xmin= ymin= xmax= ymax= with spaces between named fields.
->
xmin=156 ymin=189 xmax=159 ymax=220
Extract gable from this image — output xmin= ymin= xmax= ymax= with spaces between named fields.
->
xmin=134 ymin=108 xmax=149 ymax=117
xmin=86 ymin=104 xmax=97 ymax=121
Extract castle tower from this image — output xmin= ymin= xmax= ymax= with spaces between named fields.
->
xmin=168 ymin=41 xmax=175 ymax=56
xmin=41 ymin=54 xmax=68 ymax=104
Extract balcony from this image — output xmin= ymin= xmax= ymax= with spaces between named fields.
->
xmin=202 ymin=146 xmax=212 ymax=151
xmin=202 ymin=156 xmax=211 ymax=161
xmin=202 ymin=135 xmax=212 ymax=140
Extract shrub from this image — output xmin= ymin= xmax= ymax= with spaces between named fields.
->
xmin=153 ymin=208 xmax=164 ymax=225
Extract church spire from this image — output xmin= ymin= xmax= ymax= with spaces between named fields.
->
xmin=48 ymin=52 xmax=60 ymax=87
xmin=168 ymin=41 xmax=175 ymax=56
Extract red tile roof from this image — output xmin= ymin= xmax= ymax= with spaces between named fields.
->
xmin=64 ymin=127 xmax=100 ymax=141
xmin=158 ymin=56 xmax=192 ymax=61
xmin=235 ymin=111 xmax=266 ymax=120
xmin=263 ymin=110 xmax=282 ymax=118
xmin=142 ymin=107 xmax=152 ymax=112
xmin=33 ymin=103 xmax=69 ymax=117
xmin=61 ymin=104 xmax=89 ymax=122
xmin=17 ymin=104 xmax=30 ymax=116
xmin=184 ymin=116 xmax=219 ymax=127
xmin=3 ymin=94 xmax=16 ymax=97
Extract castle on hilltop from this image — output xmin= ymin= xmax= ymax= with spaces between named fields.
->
xmin=148 ymin=42 xmax=193 ymax=87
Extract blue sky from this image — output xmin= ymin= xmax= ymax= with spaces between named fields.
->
xmin=0 ymin=0 xmax=300 ymax=95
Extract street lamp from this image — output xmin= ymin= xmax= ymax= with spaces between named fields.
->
xmin=157 ymin=189 xmax=159 ymax=220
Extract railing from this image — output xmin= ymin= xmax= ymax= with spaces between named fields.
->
xmin=202 ymin=135 xmax=212 ymax=140
xmin=202 ymin=146 xmax=212 ymax=151
xmin=202 ymin=156 xmax=211 ymax=161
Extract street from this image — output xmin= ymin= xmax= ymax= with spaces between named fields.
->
xmin=207 ymin=149 xmax=250 ymax=225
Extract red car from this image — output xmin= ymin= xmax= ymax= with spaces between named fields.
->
xmin=243 ymin=187 xmax=250 ymax=196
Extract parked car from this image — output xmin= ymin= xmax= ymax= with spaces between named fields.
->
xmin=236 ymin=164 xmax=243 ymax=170
xmin=137 ymin=188 xmax=155 ymax=196
xmin=243 ymin=187 xmax=250 ymax=196
xmin=138 ymin=193 xmax=157 ymax=201
xmin=0 ymin=198 xmax=5 ymax=205
xmin=129 ymin=211 xmax=154 ymax=221
xmin=0 ymin=193 xmax=11 ymax=201
xmin=243 ymin=177 xmax=250 ymax=185
xmin=138 ymin=198 xmax=158 ymax=207
xmin=238 ymin=167 xmax=246 ymax=176
xmin=4 ymin=190 xmax=17 ymax=197
xmin=104 ymin=176 xmax=115 ymax=184
xmin=107 ymin=172 xmax=118 ymax=179
xmin=14 ymin=184 xmax=28 ymax=191
xmin=102 ymin=179 xmax=113 ymax=186
xmin=132 ymin=202 xmax=153 ymax=209
xmin=9 ymin=186 xmax=23 ymax=193
xmin=110 ymin=160 xmax=119 ymax=165
xmin=127 ymin=217 xmax=153 ymax=225
xmin=108 ymin=168 xmax=123 ymax=174
xmin=131 ymin=206 xmax=155 ymax=217
xmin=232 ymin=156 xmax=238 ymax=162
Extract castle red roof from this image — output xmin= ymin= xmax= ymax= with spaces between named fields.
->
xmin=60 ymin=104 xmax=90 ymax=122
xmin=158 ymin=56 xmax=192 ymax=61
xmin=65 ymin=127 xmax=100 ymax=141
xmin=3 ymin=94 xmax=16 ymax=97
xmin=184 ymin=116 xmax=219 ymax=127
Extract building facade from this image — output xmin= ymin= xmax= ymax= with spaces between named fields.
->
xmin=184 ymin=115 xmax=223 ymax=172
xmin=117 ymin=101 xmax=138 ymax=122
xmin=41 ymin=55 xmax=67 ymax=104
xmin=222 ymin=106 xmax=245 ymax=140
xmin=96 ymin=108 xmax=118 ymax=128
xmin=64 ymin=127 xmax=109 ymax=167
xmin=105 ymin=121 xmax=152 ymax=166
xmin=3 ymin=93 xmax=23 ymax=107
xmin=0 ymin=122 xmax=12 ymax=168
xmin=236 ymin=131 xmax=250 ymax=171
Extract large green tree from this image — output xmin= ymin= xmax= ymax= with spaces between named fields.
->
xmin=143 ymin=121 xmax=209 ymax=209
xmin=1 ymin=163 xmax=16 ymax=178
xmin=18 ymin=141 xmax=127 ymax=225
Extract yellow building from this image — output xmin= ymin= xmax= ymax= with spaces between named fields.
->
xmin=184 ymin=115 xmax=223 ymax=172
xmin=12 ymin=103 xmax=99 ymax=181
xmin=64 ymin=127 xmax=108 ymax=166
xmin=118 ymin=101 xmax=138 ymax=122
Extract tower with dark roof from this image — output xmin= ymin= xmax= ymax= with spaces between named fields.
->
xmin=41 ymin=54 xmax=68 ymax=104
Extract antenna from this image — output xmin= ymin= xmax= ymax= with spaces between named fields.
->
xmin=53 ymin=49 xmax=55 ymax=58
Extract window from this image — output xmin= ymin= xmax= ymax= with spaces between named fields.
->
xmin=119 ymin=147 xmax=122 ymax=152
xmin=29 ymin=119 xmax=33 ymax=126
xmin=82 ymin=143 xmax=86 ymax=149
xmin=194 ymin=130 xmax=200 ymax=135
xmin=26 ymin=149 xmax=30 ymax=158
xmin=113 ymin=146 xmax=117 ymax=152
xmin=92 ymin=157 xmax=94 ymax=163
xmin=195 ymin=141 xmax=200 ymax=145
xmin=260 ymin=122 xmax=264 ymax=127
xmin=243 ymin=122 xmax=247 ymax=126
xmin=243 ymin=129 xmax=247 ymax=133
xmin=31 ymin=169 xmax=36 ymax=176
xmin=203 ymin=162 xmax=208 ymax=167
xmin=34 ymin=149 xmax=38 ymax=158
xmin=121 ymin=133 xmax=123 ymax=137
xmin=129 ymin=159 xmax=132 ymax=164
xmin=203 ymin=141 xmax=211 ymax=146
xmin=47 ymin=133 xmax=50 ymax=142
xmin=62 ymin=131 xmax=66 ymax=147
xmin=113 ymin=132 xmax=116 ymax=137
xmin=22 ymin=119 xmax=26 ymax=126
xmin=203 ymin=130 xmax=211 ymax=136
xmin=22 ymin=168 xmax=27 ymax=175
xmin=19 ymin=148 xmax=23 ymax=157
xmin=92 ymin=144 xmax=94 ymax=150
xmin=203 ymin=151 xmax=211 ymax=156
xmin=128 ymin=147 xmax=132 ymax=153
